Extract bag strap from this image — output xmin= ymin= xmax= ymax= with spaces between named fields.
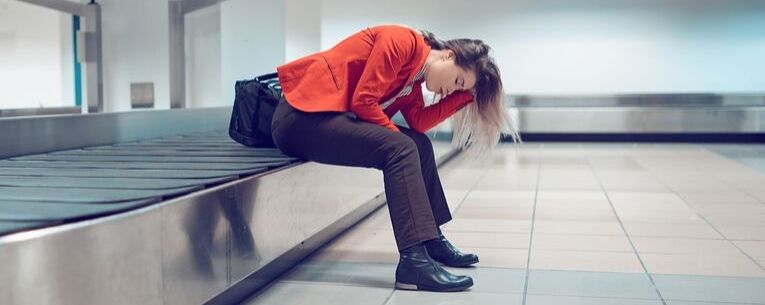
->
xmin=254 ymin=72 xmax=279 ymax=82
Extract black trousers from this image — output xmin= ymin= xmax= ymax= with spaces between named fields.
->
xmin=270 ymin=97 xmax=453 ymax=251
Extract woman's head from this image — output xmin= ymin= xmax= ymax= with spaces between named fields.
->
xmin=420 ymin=30 xmax=521 ymax=154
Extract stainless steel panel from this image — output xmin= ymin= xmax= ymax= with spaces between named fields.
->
xmin=518 ymin=107 xmax=765 ymax=133
xmin=0 ymin=205 xmax=164 ymax=305
xmin=510 ymin=93 xmax=765 ymax=108
xmin=0 ymin=107 xmax=231 ymax=159
xmin=0 ymin=142 xmax=458 ymax=305
xmin=161 ymin=161 xmax=385 ymax=304
xmin=509 ymin=93 xmax=765 ymax=134
xmin=0 ymin=107 xmax=81 ymax=118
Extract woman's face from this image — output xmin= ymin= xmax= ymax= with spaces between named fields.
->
xmin=424 ymin=50 xmax=477 ymax=97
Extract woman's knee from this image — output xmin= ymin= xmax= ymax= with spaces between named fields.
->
xmin=385 ymin=133 xmax=419 ymax=160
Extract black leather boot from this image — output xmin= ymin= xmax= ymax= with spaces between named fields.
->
xmin=424 ymin=230 xmax=479 ymax=267
xmin=395 ymin=244 xmax=473 ymax=292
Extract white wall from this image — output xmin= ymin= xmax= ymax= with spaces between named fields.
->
xmin=220 ymin=0 xmax=286 ymax=106
xmin=0 ymin=0 xmax=73 ymax=109
xmin=320 ymin=0 xmax=765 ymax=94
xmin=98 ymin=0 xmax=170 ymax=112
xmin=4 ymin=0 xmax=764 ymax=113
xmin=185 ymin=5 xmax=222 ymax=108
xmin=285 ymin=0 xmax=321 ymax=62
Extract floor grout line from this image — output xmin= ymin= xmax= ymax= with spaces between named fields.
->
xmin=587 ymin=156 xmax=669 ymax=305
xmin=654 ymin=146 xmax=765 ymax=274
xmin=521 ymin=162 xmax=542 ymax=305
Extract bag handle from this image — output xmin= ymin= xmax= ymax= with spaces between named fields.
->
xmin=254 ymin=72 xmax=279 ymax=82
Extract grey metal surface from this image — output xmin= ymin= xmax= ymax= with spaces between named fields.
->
xmin=0 ymin=140 xmax=458 ymax=305
xmin=0 ymin=167 xmax=263 ymax=179
xmin=510 ymin=93 xmax=765 ymax=108
xmin=0 ymin=176 xmax=235 ymax=190
xmin=0 ymin=160 xmax=282 ymax=171
xmin=510 ymin=94 xmax=765 ymax=133
xmin=12 ymin=155 xmax=288 ymax=164
xmin=50 ymin=149 xmax=289 ymax=157
xmin=0 ymin=186 xmax=198 ymax=203
xmin=0 ymin=221 xmax=47 ymax=236
xmin=0 ymin=107 xmax=231 ymax=159
xmin=0 ymin=129 xmax=298 ymax=230
xmin=518 ymin=107 xmax=765 ymax=133
xmin=0 ymin=198 xmax=160 ymax=221
xmin=0 ymin=107 xmax=81 ymax=118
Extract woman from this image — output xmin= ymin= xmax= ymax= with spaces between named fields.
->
xmin=272 ymin=24 xmax=518 ymax=292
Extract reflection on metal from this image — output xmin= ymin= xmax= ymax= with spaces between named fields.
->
xmin=510 ymin=93 xmax=765 ymax=108
xmin=509 ymin=94 xmax=765 ymax=133
xmin=0 ymin=107 xmax=81 ymax=118
xmin=15 ymin=0 xmax=103 ymax=113
xmin=0 ymin=106 xmax=231 ymax=159
xmin=168 ymin=0 xmax=225 ymax=109
xmin=0 ymin=120 xmax=458 ymax=304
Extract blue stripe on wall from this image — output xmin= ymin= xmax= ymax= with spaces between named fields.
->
xmin=73 ymin=16 xmax=82 ymax=107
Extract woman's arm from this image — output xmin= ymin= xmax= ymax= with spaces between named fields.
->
xmin=350 ymin=27 xmax=417 ymax=132
xmin=400 ymin=84 xmax=474 ymax=133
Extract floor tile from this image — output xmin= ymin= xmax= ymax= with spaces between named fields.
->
xmin=461 ymin=247 xmax=529 ymax=268
xmin=631 ymin=237 xmax=744 ymax=255
xmin=532 ymin=234 xmax=634 ymax=252
xmin=731 ymin=240 xmax=765 ymax=260
xmin=241 ymin=282 xmax=393 ymax=305
xmin=441 ymin=231 xmax=530 ymax=249
xmin=529 ymin=250 xmax=644 ymax=273
xmin=525 ymin=294 xmax=663 ymax=305
xmin=533 ymin=220 xmax=625 ymax=236
xmin=622 ymin=223 xmax=723 ymax=239
xmin=526 ymin=269 xmax=660 ymax=299
xmin=440 ymin=267 xmax=526 ymax=294
xmin=641 ymin=253 xmax=765 ymax=277
xmin=442 ymin=219 xmax=531 ymax=233
xmin=715 ymin=225 xmax=765 ymax=241
xmin=653 ymin=274 xmax=765 ymax=304
xmin=384 ymin=290 xmax=523 ymax=305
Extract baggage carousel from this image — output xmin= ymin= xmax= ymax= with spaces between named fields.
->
xmin=0 ymin=107 xmax=459 ymax=305
xmin=0 ymin=131 xmax=298 ymax=236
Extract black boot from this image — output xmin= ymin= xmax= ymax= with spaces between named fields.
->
xmin=395 ymin=244 xmax=473 ymax=292
xmin=424 ymin=230 xmax=479 ymax=267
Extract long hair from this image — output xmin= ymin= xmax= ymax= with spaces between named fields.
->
xmin=421 ymin=30 xmax=521 ymax=155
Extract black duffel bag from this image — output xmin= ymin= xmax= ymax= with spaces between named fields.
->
xmin=229 ymin=72 xmax=282 ymax=148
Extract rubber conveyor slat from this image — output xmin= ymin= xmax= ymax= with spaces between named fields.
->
xmin=0 ymin=131 xmax=300 ymax=236
xmin=0 ymin=160 xmax=286 ymax=171
xmin=49 ymin=149 xmax=291 ymax=157
xmin=12 ymin=155 xmax=290 ymax=164
xmin=0 ymin=167 xmax=267 ymax=179
xmin=0 ymin=176 xmax=235 ymax=189
xmin=0 ymin=220 xmax=48 ymax=236
xmin=0 ymin=198 xmax=160 ymax=221
xmin=0 ymin=185 xmax=200 ymax=203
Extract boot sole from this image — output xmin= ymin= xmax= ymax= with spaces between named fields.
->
xmin=395 ymin=280 xmax=473 ymax=292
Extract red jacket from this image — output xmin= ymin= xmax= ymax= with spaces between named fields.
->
xmin=276 ymin=25 xmax=474 ymax=133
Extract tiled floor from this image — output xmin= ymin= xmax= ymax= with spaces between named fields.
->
xmin=243 ymin=143 xmax=765 ymax=305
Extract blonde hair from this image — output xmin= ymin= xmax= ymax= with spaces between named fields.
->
xmin=421 ymin=30 xmax=521 ymax=156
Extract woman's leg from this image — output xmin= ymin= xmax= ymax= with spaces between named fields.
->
xmin=396 ymin=126 xmax=452 ymax=227
xmin=271 ymin=99 xmax=438 ymax=251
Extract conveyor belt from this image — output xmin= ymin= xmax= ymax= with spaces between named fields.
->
xmin=0 ymin=220 xmax=48 ymax=235
xmin=0 ymin=198 xmax=160 ymax=221
xmin=0 ymin=131 xmax=300 ymax=236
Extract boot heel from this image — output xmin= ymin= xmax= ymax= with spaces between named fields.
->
xmin=395 ymin=282 xmax=419 ymax=290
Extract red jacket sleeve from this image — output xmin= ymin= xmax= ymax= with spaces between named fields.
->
xmin=400 ymin=84 xmax=474 ymax=133
xmin=350 ymin=28 xmax=417 ymax=132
